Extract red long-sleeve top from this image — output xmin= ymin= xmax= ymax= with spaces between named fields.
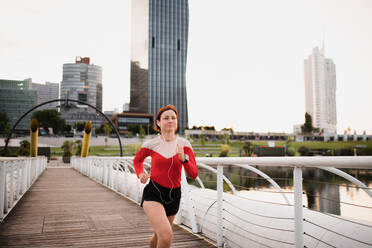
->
xmin=133 ymin=136 xmax=198 ymax=188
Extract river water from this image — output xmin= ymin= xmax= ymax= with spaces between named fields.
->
xmin=197 ymin=166 xmax=372 ymax=222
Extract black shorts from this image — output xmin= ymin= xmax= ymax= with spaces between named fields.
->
xmin=141 ymin=180 xmax=181 ymax=216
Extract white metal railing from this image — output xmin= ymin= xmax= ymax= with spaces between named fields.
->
xmin=72 ymin=156 xmax=372 ymax=248
xmin=0 ymin=157 xmax=47 ymax=221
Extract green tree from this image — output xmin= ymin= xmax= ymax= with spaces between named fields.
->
xmin=95 ymin=124 xmax=104 ymax=134
xmin=301 ymin=112 xmax=314 ymax=134
xmin=32 ymin=109 xmax=66 ymax=134
xmin=74 ymin=122 xmax=85 ymax=132
xmin=103 ymin=124 xmax=112 ymax=136
xmin=75 ymin=140 xmax=82 ymax=156
xmin=0 ymin=112 xmax=10 ymax=136
xmin=139 ymin=125 xmax=146 ymax=139
xmin=220 ymin=144 xmax=231 ymax=157
xmin=287 ymin=147 xmax=296 ymax=156
xmin=61 ymin=140 xmax=75 ymax=163
xmin=127 ymin=124 xmax=140 ymax=135
xmin=243 ymin=141 xmax=253 ymax=156
xmin=103 ymin=124 xmax=112 ymax=146
xmin=298 ymin=146 xmax=310 ymax=156
xmin=223 ymin=132 xmax=230 ymax=144
xmin=200 ymin=134 xmax=206 ymax=146
xmin=204 ymin=126 xmax=216 ymax=131
xmin=221 ymin=127 xmax=234 ymax=134
xmin=64 ymin=124 xmax=72 ymax=132
xmin=17 ymin=140 xmax=30 ymax=156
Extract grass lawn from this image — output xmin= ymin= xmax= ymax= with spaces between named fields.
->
xmin=51 ymin=140 xmax=372 ymax=157
xmin=51 ymin=144 xmax=142 ymax=157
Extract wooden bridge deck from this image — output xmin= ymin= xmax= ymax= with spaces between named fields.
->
xmin=0 ymin=167 xmax=215 ymax=247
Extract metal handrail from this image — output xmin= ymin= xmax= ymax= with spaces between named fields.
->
xmin=0 ymin=157 xmax=47 ymax=221
xmin=71 ymin=156 xmax=372 ymax=248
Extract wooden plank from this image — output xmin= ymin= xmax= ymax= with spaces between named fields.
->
xmin=0 ymin=168 xmax=215 ymax=247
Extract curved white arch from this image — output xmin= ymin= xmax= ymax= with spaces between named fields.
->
xmin=233 ymin=163 xmax=291 ymax=205
xmin=320 ymin=167 xmax=372 ymax=198
xmin=197 ymin=163 xmax=237 ymax=194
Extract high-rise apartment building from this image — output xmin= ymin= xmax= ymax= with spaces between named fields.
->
xmin=60 ymin=57 xmax=104 ymax=131
xmin=0 ymin=79 xmax=37 ymax=131
xmin=304 ymin=47 xmax=337 ymax=134
xmin=130 ymin=0 xmax=189 ymax=133
xmin=30 ymin=80 xmax=59 ymax=110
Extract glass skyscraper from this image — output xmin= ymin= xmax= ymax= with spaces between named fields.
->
xmin=130 ymin=0 xmax=189 ymax=133
xmin=0 ymin=79 xmax=37 ymax=131
xmin=60 ymin=57 xmax=104 ymax=132
xmin=31 ymin=81 xmax=59 ymax=110
xmin=60 ymin=57 xmax=102 ymax=113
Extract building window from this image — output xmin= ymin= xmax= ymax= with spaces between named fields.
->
xmin=177 ymin=39 xmax=180 ymax=51
xmin=152 ymin=37 xmax=155 ymax=48
xmin=78 ymin=93 xmax=87 ymax=102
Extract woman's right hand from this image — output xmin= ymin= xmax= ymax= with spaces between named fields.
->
xmin=139 ymin=172 xmax=149 ymax=184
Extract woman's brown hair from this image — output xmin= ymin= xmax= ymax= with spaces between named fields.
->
xmin=154 ymin=104 xmax=178 ymax=132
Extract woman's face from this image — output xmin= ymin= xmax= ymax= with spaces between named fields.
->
xmin=157 ymin=109 xmax=178 ymax=133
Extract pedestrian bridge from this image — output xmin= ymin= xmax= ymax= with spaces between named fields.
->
xmin=1 ymin=156 xmax=372 ymax=248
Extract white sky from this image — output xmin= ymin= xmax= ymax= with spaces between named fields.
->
xmin=1 ymin=0 xmax=371 ymax=134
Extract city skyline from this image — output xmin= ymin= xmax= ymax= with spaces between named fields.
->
xmin=1 ymin=0 xmax=372 ymax=134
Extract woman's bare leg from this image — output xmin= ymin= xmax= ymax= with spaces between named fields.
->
xmin=150 ymin=233 xmax=157 ymax=248
xmin=143 ymin=201 xmax=173 ymax=248
xmin=149 ymin=213 xmax=176 ymax=247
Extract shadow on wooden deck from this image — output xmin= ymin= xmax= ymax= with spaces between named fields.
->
xmin=0 ymin=167 xmax=215 ymax=247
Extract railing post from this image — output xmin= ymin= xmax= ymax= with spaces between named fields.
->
xmin=109 ymin=161 xmax=113 ymax=188
xmin=294 ymin=166 xmax=304 ymax=248
xmin=22 ymin=161 xmax=27 ymax=194
xmin=0 ymin=161 xmax=5 ymax=220
xmin=9 ymin=161 xmax=14 ymax=208
xmin=29 ymin=159 xmax=33 ymax=184
xmin=15 ymin=161 xmax=21 ymax=201
xmin=181 ymin=168 xmax=198 ymax=233
xmin=89 ymin=159 xmax=92 ymax=178
xmin=102 ymin=160 xmax=105 ymax=184
xmin=217 ymin=165 xmax=224 ymax=247
xmin=35 ymin=158 xmax=38 ymax=178
xmin=123 ymin=163 xmax=128 ymax=196
xmin=114 ymin=162 xmax=118 ymax=191
xmin=86 ymin=158 xmax=89 ymax=177
xmin=28 ymin=159 xmax=32 ymax=188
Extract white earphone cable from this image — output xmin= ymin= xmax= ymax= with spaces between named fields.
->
xmin=151 ymin=156 xmax=174 ymax=204
xmin=151 ymin=136 xmax=176 ymax=204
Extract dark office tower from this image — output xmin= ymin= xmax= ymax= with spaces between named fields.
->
xmin=130 ymin=0 xmax=189 ymax=133
xmin=130 ymin=61 xmax=148 ymax=113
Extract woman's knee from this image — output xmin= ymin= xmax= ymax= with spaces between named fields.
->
xmin=157 ymin=228 xmax=173 ymax=245
xmin=151 ymin=232 xmax=157 ymax=242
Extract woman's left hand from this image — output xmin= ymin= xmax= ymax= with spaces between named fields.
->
xmin=176 ymin=144 xmax=185 ymax=163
